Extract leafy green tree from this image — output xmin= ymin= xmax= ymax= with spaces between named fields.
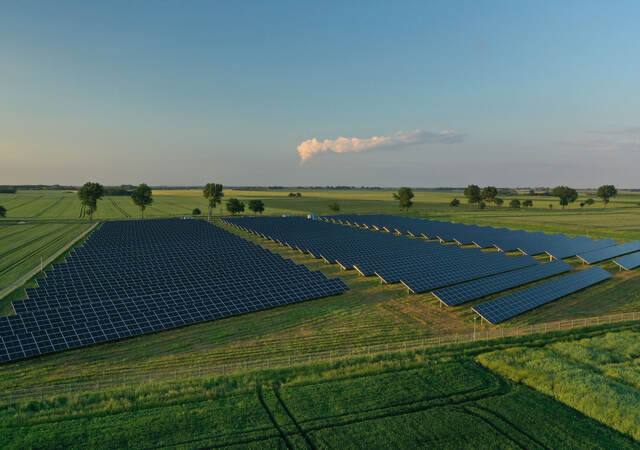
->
xmin=494 ymin=198 xmax=504 ymax=206
xmin=248 ymin=199 xmax=265 ymax=215
xmin=131 ymin=183 xmax=153 ymax=219
xmin=549 ymin=204 xmax=553 ymax=209
xmin=192 ymin=208 xmax=201 ymax=215
xmin=226 ymin=198 xmax=245 ymax=215
xmin=522 ymin=199 xmax=533 ymax=208
xmin=449 ymin=198 xmax=460 ymax=207
xmin=479 ymin=201 xmax=486 ymax=209
xmin=552 ymin=186 xmax=578 ymax=209
xmin=296 ymin=192 xmax=302 ymax=198
xmin=393 ymin=187 xmax=414 ymax=211
xmin=510 ymin=199 xmax=521 ymax=208
xmin=481 ymin=186 xmax=498 ymax=204
xmin=288 ymin=192 xmax=296 ymax=198
xmin=596 ymin=185 xmax=617 ymax=207
xmin=77 ymin=182 xmax=104 ymax=220
xmin=328 ymin=202 xmax=341 ymax=212
xmin=585 ymin=198 xmax=595 ymax=206
xmin=0 ymin=205 xmax=6 ymax=217
xmin=464 ymin=184 xmax=482 ymax=207
xmin=203 ymin=183 xmax=224 ymax=220
xmin=580 ymin=202 xmax=585 ymax=208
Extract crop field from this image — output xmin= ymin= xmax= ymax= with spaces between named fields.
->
xmin=478 ymin=329 xmax=640 ymax=441
xmin=2 ymin=189 xmax=640 ymax=241
xmin=0 ymin=222 xmax=92 ymax=311
xmin=1 ymin=323 xmax=638 ymax=449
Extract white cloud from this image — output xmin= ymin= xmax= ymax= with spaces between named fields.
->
xmin=297 ymin=129 xmax=464 ymax=163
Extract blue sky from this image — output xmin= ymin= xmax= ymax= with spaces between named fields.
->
xmin=2 ymin=1 xmax=639 ymax=187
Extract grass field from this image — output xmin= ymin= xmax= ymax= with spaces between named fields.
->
xmin=0 ymin=221 xmax=92 ymax=312
xmin=1 ymin=323 xmax=638 ymax=449
xmin=2 ymin=188 xmax=640 ymax=242
xmin=478 ymin=329 xmax=640 ymax=441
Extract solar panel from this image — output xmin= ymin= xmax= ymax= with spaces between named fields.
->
xmin=576 ymin=241 xmax=640 ymax=264
xmin=432 ymin=260 xmax=572 ymax=306
xmin=613 ymin=251 xmax=640 ymax=270
xmin=0 ymin=219 xmax=348 ymax=363
xmin=472 ymin=267 xmax=611 ymax=324
xmin=321 ymin=214 xmax=617 ymax=260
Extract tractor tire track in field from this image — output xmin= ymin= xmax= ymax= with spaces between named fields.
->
xmin=0 ymin=228 xmax=79 ymax=277
xmin=257 ymin=385 xmax=295 ymax=450
xmin=33 ymin=197 xmax=65 ymax=218
xmin=110 ymin=199 xmax=131 ymax=218
xmin=461 ymin=406 xmax=527 ymax=450
xmin=0 ymin=226 xmax=65 ymax=260
xmin=0 ymin=225 xmax=38 ymax=243
xmin=465 ymin=405 xmax=550 ymax=449
xmin=3 ymin=195 xmax=43 ymax=214
xmin=274 ymin=386 xmax=316 ymax=450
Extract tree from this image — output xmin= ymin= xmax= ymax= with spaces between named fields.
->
xmin=248 ymin=199 xmax=265 ymax=215
xmin=393 ymin=187 xmax=414 ymax=211
xmin=552 ymin=186 xmax=578 ymax=209
xmin=580 ymin=202 xmax=585 ymax=208
xmin=296 ymin=192 xmax=302 ymax=198
xmin=328 ymin=202 xmax=341 ymax=212
xmin=596 ymin=185 xmax=617 ymax=207
xmin=464 ymin=185 xmax=482 ymax=207
xmin=510 ymin=199 xmax=521 ymax=209
xmin=549 ymin=204 xmax=553 ymax=209
xmin=494 ymin=198 xmax=504 ymax=206
xmin=0 ymin=205 xmax=5 ymax=217
xmin=479 ymin=201 xmax=486 ymax=209
xmin=585 ymin=198 xmax=595 ymax=206
xmin=192 ymin=208 xmax=201 ymax=215
xmin=522 ymin=199 xmax=533 ymax=208
xmin=449 ymin=198 xmax=460 ymax=207
xmin=77 ymin=182 xmax=104 ymax=220
xmin=203 ymin=183 xmax=224 ymax=220
xmin=226 ymin=198 xmax=245 ymax=215
xmin=481 ymin=186 xmax=498 ymax=204
xmin=288 ymin=193 xmax=296 ymax=198
xmin=131 ymin=183 xmax=153 ymax=219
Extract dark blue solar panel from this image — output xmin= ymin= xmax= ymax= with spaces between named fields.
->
xmin=576 ymin=241 xmax=640 ymax=264
xmin=225 ymin=216 xmax=539 ymax=295
xmin=432 ymin=260 xmax=572 ymax=306
xmin=613 ymin=251 xmax=640 ymax=270
xmin=472 ymin=267 xmax=612 ymax=323
xmin=322 ymin=214 xmax=618 ymax=259
xmin=0 ymin=219 xmax=348 ymax=363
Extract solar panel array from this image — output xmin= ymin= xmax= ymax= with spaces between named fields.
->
xmin=432 ymin=260 xmax=572 ymax=306
xmin=323 ymin=214 xmax=617 ymax=259
xmin=223 ymin=216 xmax=538 ymax=293
xmin=0 ymin=219 xmax=348 ymax=363
xmin=472 ymin=267 xmax=612 ymax=323
xmin=576 ymin=241 xmax=640 ymax=264
xmin=613 ymin=252 xmax=640 ymax=270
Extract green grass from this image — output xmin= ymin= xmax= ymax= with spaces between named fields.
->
xmin=0 ymin=221 xmax=91 ymax=296
xmin=477 ymin=329 xmax=640 ymax=441
xmin=1 ymin=325 xmax=638 ymax=449
xmin=2 ymin=188 xmax=640 ymax=241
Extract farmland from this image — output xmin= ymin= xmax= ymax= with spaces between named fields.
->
xmin=2 ymin=189 xmax=640 ymax=243
xmin=0 ymin=323 xmax=638 ymax=449
xmin=478 ymin=329 xmax=640 ymax=441
xmin=1 ymin=189 xmax=640 ymax=447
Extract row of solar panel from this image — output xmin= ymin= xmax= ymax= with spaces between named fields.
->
xmin=224 ymin=217 xmax=541 ymax=294
xmin=322 ymin=214 xmax=618 ymax=259
xmin=1 ymin=219 xmax=349 ymax=363
xmin=226 ymin=216 xmax=619 ymax=323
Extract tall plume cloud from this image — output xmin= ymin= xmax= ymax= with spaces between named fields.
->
xmin=297 ymin=129 xmax=464 ymax=163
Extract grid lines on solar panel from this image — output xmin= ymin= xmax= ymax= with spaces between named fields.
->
xmin=471 ymin=267 xmax=612 ymax=324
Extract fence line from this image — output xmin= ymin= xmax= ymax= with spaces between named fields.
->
xmin=1 ymin=310 xmax=638 ymax=403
